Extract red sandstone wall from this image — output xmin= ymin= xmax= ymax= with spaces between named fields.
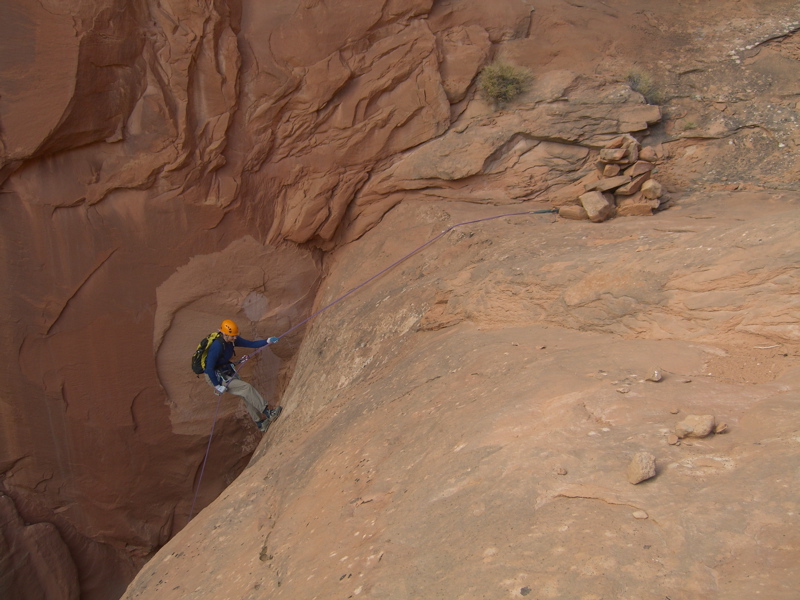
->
xmin=0 ymin=1 xmax=533 ymax=597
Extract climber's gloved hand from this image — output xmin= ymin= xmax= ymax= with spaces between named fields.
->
xmin=267 ymin=337 xmax=280 ymax=345
xmin=214 ymin=385 xmax=227 ymax=395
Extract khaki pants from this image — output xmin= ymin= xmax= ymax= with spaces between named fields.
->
xmin=205 ymin=374 xmax=267 ymax=423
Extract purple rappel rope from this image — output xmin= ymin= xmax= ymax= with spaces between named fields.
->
xmin=241 ymin=207 xmax=557 ymax=360
xmin=189 ymin=391 xmax=224 ymax=520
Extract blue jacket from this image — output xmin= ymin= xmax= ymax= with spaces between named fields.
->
xmin=204 ymin=336 xmax=268 ymax=386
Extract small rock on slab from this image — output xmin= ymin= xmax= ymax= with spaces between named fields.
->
xmin=624 ymin=160 xmax=655 ymax=177
xmin=592 ymin=175 xmax=631 ymax=193
xmin=639 ymin=146 xmax=657 ymax=162
xmin=627 ymin=452 xmax=657 ymax=484
xmin=579 ymin=191 xmax=615 ymax=222
xmin=641 ymin=178 xmax=663 ymax=199
xmin=599 ymin=147 xmax=628 ymax=162
xmin=675 ymin=414 xmax=716 ymax=439
xmin=645 ymin=367 xmax=662 ymax=382
xmin=558 ymin=205 xmax=589 ymax=220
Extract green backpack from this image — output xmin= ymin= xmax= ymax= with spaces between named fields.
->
xmin=191 ymin=332 xmax=221 ymax=375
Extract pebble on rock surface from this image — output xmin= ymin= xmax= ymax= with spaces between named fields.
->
xmin=675 ymin=414 xmax=716 ymax=439
xmin=627 ymin=452 xmax=657 ymax=484
xmin=646 ymin=368 xmax=663 ymax=382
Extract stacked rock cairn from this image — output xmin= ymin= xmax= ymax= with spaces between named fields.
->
xmin=559 ymin=134 xmax=665 ymax=222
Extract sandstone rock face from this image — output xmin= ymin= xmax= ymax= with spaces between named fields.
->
xmin=237 ymin=0 xmax=462 ymax=247
xmin=0 ymin=1 xmax=144 ymax=179
xmin=0 ymin=1 xmax=534 ymax=596
xmin=2 ymin=1 xmax=316 ymax=598
xmin=122 ymin=192 xmax=800 ymax=600
xmin=0 ymin=494 xmax=79 ymax=600
xmin=3 ymin=1 xmax=800 ymax=599
xmin=436 ymin=25 xmax=492 ymax=103
xmin=350 ymin=72 xmax=661 ymax=240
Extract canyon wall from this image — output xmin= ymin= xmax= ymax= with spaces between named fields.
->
xmin=0 ymin=0 xmax=533 ymax=597
xmin=2 ymin=0 xmax=799 ymax=598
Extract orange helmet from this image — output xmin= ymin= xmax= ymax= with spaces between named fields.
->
xmin=220 ymin=319 xmax=239 ymax=336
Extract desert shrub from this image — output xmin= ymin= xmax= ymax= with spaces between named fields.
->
xmin=478 ymin=62 xmax=531 ymax=107
xmin=626 ymin=70 xmax=665 ymax=105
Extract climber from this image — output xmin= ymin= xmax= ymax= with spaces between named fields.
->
xmin=203 ymin=319 xmax=282 ymax=432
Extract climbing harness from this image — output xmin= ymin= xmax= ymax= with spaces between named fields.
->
xmin=216 ymin=365 xmax=239 ymax=388
xmin=188 ymin=206 xmax=557 ymax=520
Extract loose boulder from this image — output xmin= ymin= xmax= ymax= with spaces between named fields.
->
xmin=579 ymin=191 xmax=615 ymax=222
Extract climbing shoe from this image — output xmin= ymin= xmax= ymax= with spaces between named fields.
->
xmin=255 ymin=418 xmax=269 ymax=433
xmin=266 ymin=406 xmax=283 ymax=423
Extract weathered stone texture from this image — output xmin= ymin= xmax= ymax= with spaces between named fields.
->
xmin=3 ymin=1 xmax=800 ymax=599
